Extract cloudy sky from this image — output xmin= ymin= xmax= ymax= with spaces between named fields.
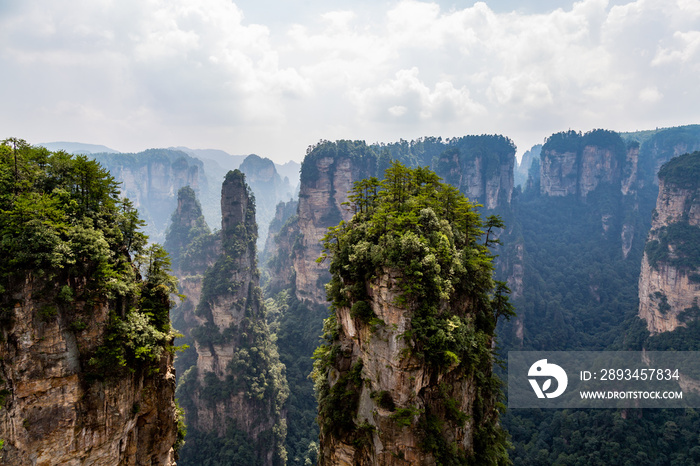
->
xmin=1 ymin=0 xmax=699 ymax=162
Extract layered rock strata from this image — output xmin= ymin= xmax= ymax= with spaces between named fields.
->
xmin=177 ymin=170 xmax=288 ymax=465
xmin=638 ymin=151 xmax=700 ymax=334
xmin=0 ymin=271 xmax=178 ymax=465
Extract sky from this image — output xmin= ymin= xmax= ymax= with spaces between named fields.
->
xmin=1 ymin=0 xmax=699 ymax=163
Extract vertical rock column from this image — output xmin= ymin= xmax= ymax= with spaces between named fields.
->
xmin=638 ymin=152 xmax=700 ymax=334
xmin=177 ymin=170 xmax=288 ymax=466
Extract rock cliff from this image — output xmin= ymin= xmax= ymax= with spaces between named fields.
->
xmin=539 ymin=130 xmax=627 ymax=199
xmin=0 ymin=278 xmax=178 ymax=465
xmin=638 ymin=151 xmax=700 ymax=334
xmin=515 ymin=144 xmax=541 ymax=188
xmin=239 ymin=154 xmax=295 ymax=249
xmin=313 ymin=163 xmax=510 ymax=465
xmin=261 ymin=199 xmax=298 ymax=292
xmin=175 ymin=170 xmax=288 ymax=465
xmin=93 ymin=149 xmax=205 ymax=242
xmin=0 ymin=143 xmax=180 ymax=465
xmin=163 ymin=187 xmax=220 ymax=379
xmin=635 ymin=125 xmax=700 ymax=188
xmin=260 ymin=138 xmax=514 ymax=466
xmin=268 ymin=137 xmax=516 ymax=308
xmin=293 ymin=144 xmax=376 ymax=305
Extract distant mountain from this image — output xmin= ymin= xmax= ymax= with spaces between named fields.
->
xmin=238 ymin=154 xmax=296 ymax=250
xmin=514 ymin=144 xmax=541 ymax=187
xmin=38 ymin=141 xmax=121 ymax=154
xmin=91 ymin=149 xmax=207 ymax=243
xmin=275 ymin=160 xmax=301 ymax=190
xmin=169 ymin=146 xmax=246 ymax=171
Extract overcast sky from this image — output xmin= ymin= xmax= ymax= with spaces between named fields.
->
xmin=1 ymin=0 xmax=699 ymax=162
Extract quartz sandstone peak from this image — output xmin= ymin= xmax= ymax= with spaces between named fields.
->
xmin=314 ymin=163 xmax=510 ymax=465
xmin=638 ymin=152 xmax=700 ymax=334
xmin=0 ymin=279 xmax=178 ymax=466
xmin=175 ymin=169 xmax=288 ymax=465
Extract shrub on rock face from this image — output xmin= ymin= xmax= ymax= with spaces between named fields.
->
xmin=313 ymin=161 xmax=513 ymax=465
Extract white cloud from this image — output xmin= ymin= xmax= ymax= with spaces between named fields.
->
xmin=639 ymin=86 xmax=663 ymax=103
xmin=652 ymin=30 xmax=700 ymax=66
xmin=349 ymin=67 xmax=485 ymax=123
xmin=0 ymin=0 xmax=698 ymax=160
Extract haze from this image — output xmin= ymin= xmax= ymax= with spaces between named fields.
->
xmin=1 ymin=0 xmax=698 ymax=162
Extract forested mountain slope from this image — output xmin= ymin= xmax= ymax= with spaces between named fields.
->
xmin=499 ymin=126 xmax=700 ymax=464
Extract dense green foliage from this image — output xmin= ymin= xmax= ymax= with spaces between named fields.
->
xmin=163 ymin=186 xmax=214 ymax=272
xmin=498 ymin=135 xmax=700 ymax=464
xmin=313 ymin=162 xmax=512 ymax=464
xmin=645 ymin=222 xmax=700 ymax=271
xmin=175 ymin=170 xmax=289 ymax=466
xmin=657 ymin=150 xmax=700 ymax=189
xmin=0 ymin=138 xmax=178 ymax=377
xmin=500 ymin=185 xmax=650 ymax=350
xmin=507 ymin=407 xmax=700 ymax=465
xmin=264 ymin=290 xmax=323 ymax=466
xmin=318 ymin=162 xmax=513 ymax=360
xmin=177 ymin=420 xmax=273 ymax=466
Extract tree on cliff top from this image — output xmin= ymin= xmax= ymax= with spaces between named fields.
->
xmin=314 ymin=161 xmax=513 ymax=464
xmin=0 ymin=138 xmax=179 ymax=376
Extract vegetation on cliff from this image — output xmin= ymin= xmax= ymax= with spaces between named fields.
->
xmin=163 ymin=186 xmax=214 ymax=272
xmin=313 ymin=162 xmax=512 ymax=464
xmin=0 ymin=138 xmax=183 ymax=461
xmin=543 ymin=129 xmax=626 ymax=159
xmin=91 ymin=148 xmax=205 ymax=242
xmin=645 ymin=152 xmax=700 ymax=272
xmin=175 ymin=170 xmax=289 ymax=466
xmin=656 ymin=150 xmax=700 ymax=189
xmin=0 ymin=138 xmax=179 ymax=375
xmin=301 ymin=136 xmax=515 ymax=208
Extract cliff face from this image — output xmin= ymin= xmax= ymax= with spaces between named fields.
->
xmin=636 ymin=125 xmax=700 ymax=187
xmin=0 ymin=143 xmax=179 ymax=465
xmin=320 ymin=272 xmax=491 ymax=465
xmin=269 ymin=137 xmax=516 ymax=307
xmin=176 ymin=170 xmax=288 ymax=465
xmin=163 ymin=187 xmax=220 ymax=380
xmin=0 ymin=278 xmax=177 ymax=465
xmin=431 ymin=136 xmax=515 ymax=209
xmin=294 ymin=154 xmax=369 ymax=305
xmin=239 ymin=154 xmax=295 ymax=249
xmin=261 ymin=199 xmax=298 ymax=291
xmin=540 ymin=149 xmax=578 ymax=197
xmin=638 ymin=152 xmax=700 ymax=334
xmin=314 ymin=163 xmax=509 ymax=465
xmin=93 ymin=150 xmax=204 ymax=242
xmin=539 ymin=130 xmax=626 ymax=199
xmin=259 ymin=138 xmax=514 ymax=466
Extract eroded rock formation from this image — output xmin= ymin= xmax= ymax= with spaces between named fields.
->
xmin=638 ymin=152 xmax=700 ymax=334
xmin=0 ymin=278 xmax=178 ymax=465
xmin=176 ymin=170 xmax=288 ymax=465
